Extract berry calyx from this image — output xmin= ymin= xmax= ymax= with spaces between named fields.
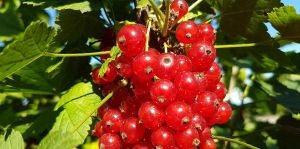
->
xmin=132 ymin=52 xmax=158 ymax=80
xmin=156 ymin=53 xmax=179 ymax=80
xmin=170 ymin=0 xmax=189 ymax=22
xmin=102 ymin=109 xmax=124 ymax=133
xmin=176 ymin=21 xmax=199 ymax=44
xmin=150 ymin=79 xmax=177 ymax=107
xmin=165 ymin=102 xmax=193 ymax=130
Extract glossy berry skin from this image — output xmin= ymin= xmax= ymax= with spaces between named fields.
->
xmin=205 ymin=63 xmax=222 ymax=90
xmin=133 ymin=142 xmax=153 ymax=149
xmin=115 ymin=62 xmax=132 ymax=78
xmin=191 ymin=114 xmax=207 ymax=132
xmin=194 ymin=72 xmax=208 ymax=94
xmin=156 ymin=53 xmax=179 ymax=80
xmin=99 ymin=133 xmax=122 ymax=149
xmin=170 ymin=0 xmax=188 ymax=21
xmin=151 ymin=127 xmax=175 ymax=148
xmin=138 ymin=102 xmax=164 ymax=130
xmin=197 ymin=23 xmax=216 ymax=44
xmin=92 ymin=64 xmax=118 ymax=85
xmin=117 ymin=24 xmax=146 ymax=57
xmin=165 ymin=102 xmax=193 ymax=130
xmin=175 ymin=127 xmax=200 ymax=149
xmin=212 ymin=82 xmax=227 ymax=101
xmin=216 ymin=102 xmax=232 ymax=124
xmin=119 ymin=97 xmax=139 ymax=117
xmin=150 ymin=79 xmax=177 ymax=107
xmin=200 ymin=138 xmax=216 ymax=149
xmin=177 ymin=55 xmax=192 ymax=72
xmin=97 ymin=103 xmax=110 ymax=118
xmin=93 ymin=121 xmax=105 ymax=138
xmin=187 ymin=42 xmax=216 ymax=72
xmin=200 ymin=127 xmax=212 ymax=141
xmin=192 ymin=91 xmax=219 ymax=119
xmin=132 ymin=52 xmax=158 ymax=80
xmin=102 ymin=109 xmax=124 ymax=133
xmin=174 ymin=71 xmax=199 ymax=103
xmin=176 ymin=21 xmax=199 ymax=44
xmin=120 ymin=117 xmax=145 ymax=144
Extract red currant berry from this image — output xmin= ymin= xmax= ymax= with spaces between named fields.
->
xmin=132 ymin=52 xmax=158 ymax=80
xmin=192 ymin=91 xmax=219 ymax=119
xmin=133 ymin=142 xmax=153 ymax=149
xmin=130 ymin=76 xmax=153 ymax=98
xmin=165 ymin=102 xmax=193 ymax=130
xmin=99 ymin=133 xmax=122 ymax=149
xmin=205 ymin=62 xmax=222 ymax=90
xmin=150 ymin=79 xmax=177 ymax=107
xmin=102 ymin=109 xmax=124 ymax=133
xmin=97 ymin=103 xmax=110 ymax=118
xmin=200 ymin=138 xmax=216 ymax=149
xmin=176 ymin=21 xmax=199 ymax=44
xmin=120 ymin=117 xmax=145 ymax=144
xmin=216 ymin=102 xmax=232 ymax=124
xmin=175 ymin=127 xmax=200 ymax=148
xmin=197 ymin=23 xmax=216 ymax=44
xmin=170 ymin=0 xmax=188 ymax=21
xmin=156 ymin=53 xmax=179 ymax=79
xmin=151 ymin=127 xmax=175 ymax=148
xmin=191 ymin=114 xmax=207 ymax=132
xmin=194 ymin=72 xmax=208 ymax=94
xmin=212 ymin=82 xmax=227 ymax=101
xmin=200 ymin=127 xmax=212 ymax=141
xmin=177 ymin=55 xmax=192 ymax=72
xmin=187 ymin=42 xmax=216 ymax=71
xmin=135 ymin=24 xmax=147 ymax=34
xmin=138 ymin=102 xmax=164 ymax=130
xmin=119 ymin=96 xmax=139 ymax=117
xmin=93 ymin=121 xmax=105 ymax=138
xmin=174 ymin=71 xmax=199 ymax=103
xmin=91 ymin=67 xmax=107 ymax=85
xmin=148 ymin=48 xmax=160 ymax=57
xmin=115 ymin=62 xmax=132 ymax=78
xmin=117 ymin=24 xmax=146 ymax=57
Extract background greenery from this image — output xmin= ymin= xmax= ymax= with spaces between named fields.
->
xmin=0 ymin=0 xmax=300 ymax=149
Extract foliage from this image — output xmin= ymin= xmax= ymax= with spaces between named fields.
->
xmin=0 ymin=0 xmax=299 ymax=148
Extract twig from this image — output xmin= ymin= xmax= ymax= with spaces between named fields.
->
xmin=213 ymin=136 xmax=260 ymax=149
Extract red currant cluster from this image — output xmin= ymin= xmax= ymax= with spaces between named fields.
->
xmin=91 ymin=0 xmax=232 ymax=148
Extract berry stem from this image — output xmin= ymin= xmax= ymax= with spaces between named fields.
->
xmin=164 ymin=42 xmax=168 ymax=53
xmin=148 ymin=0 xmax=165 ymax=21
xmin=145 ymin=21 xmax=152 ymax=52
xmin=162 ymin=0 xmax=171 ymax=37
xmin=44 ymin=51 xmax=111 ymax=57
xmin=214 ymin=43 xmax=261 ymax=49
xmin=213 ymin=136 xmax=260 ymax=149
xmin=188 ymin=0 xmax=204 ymax=12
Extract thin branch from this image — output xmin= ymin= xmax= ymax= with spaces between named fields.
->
xmin=145 ymin=21 xmax=152 ymax=52
xmin=148 ymin=0 xmax=165 ymax=21
xmin=213 ymin=136 xmax=260 ymax=149
xmin=188 ymin=0 xmax=204 ymax=12
xmin=162 ymin=0 xmax=171 ymax=37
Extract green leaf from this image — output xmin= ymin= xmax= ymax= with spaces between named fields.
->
xmin=39 ymin=82 xmax=101 ymax=149
xmin=0 ymin=21 xmax=56 ymax=81
xmin=179 ymin=11 xmax=203 ymax=22
xmin=268 ymin=6 xmax=300 ymax=42
xmin=0 ymin=129 xmax=24 ymax=149
xmin=98 ymin=46 xmax=121 ymax=77
xmin=208 ymin=0 xmax=282 ymax=41
xmin=278 ymin=74 xmax=300 ymax=92
xmin=109 ymin=46 xmax=121 ymax=57
xmin=38 ymin=131 xmax=79 ymax=149
xmin=137 ymin=0 xmax=150 ymax=9
xmin=56 ymin=10 xmax=105 ymax=43
xmin=0 ymin=11 xmax=24 ymax=41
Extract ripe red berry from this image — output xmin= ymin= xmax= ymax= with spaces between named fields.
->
xmin=156 ymin=53 xmax=179 ymax=79
xmin=200 ymin=127 xmax=212 ymax=141
xmin=130 ymin=76 xmax=153 ymax=98
xmin=205 ymin=63 xmax=222 ymax=90
xmin=97 ymin=103 xmax=110 ymax=118
xmin=91 ymin=64 xmax=118 ymax=85
xmin=216 ymin=102 xmax=232 ymax=124
xmin=187 ymin=42 xmax=216 ymax=72
xmin=191 ymin=114 xmax=207 ymax=132
xmin=102 ymin=109 xmax=124 ymax=133
xmin=133 ymin=142 xmax=153 ymax=149
xmin=132 ymin=52 xmax=158 ymax=80
xmin=174 ymin=71 xmax=199 ymax=103
xmin=197 ymin=23 xmax=216 ymax=44
xmin=176 ymin=21 xmax=199 ymax=44
xmin=91 ymin=67 xmax=107 ymax=85
xmin=148 ymin=48 xmax=160 ymax=57
xmin=175 ymin=127 xmax=200 ymax=148
xmin=117 ymin=24 xmax=146 ymax=57
xmin=170 ymin=0 xmax=188 ymax=21
xmin=177 ymin=55 xmax=192 ymax=72
xmin=150 ymin=79 xmax=177 ymax=107
xmin=119 ymin=96 xmax=139 ymax=117
xmin=194 ymin=72 xmax=208 ymax=94
xmin=120 ymin=117 xmax=145 ymax=144
xmin=93 ymin=121 xmax=105 ymax=138
xmin=115 ymin=62 xmax=132 ymax=78
xmin=212 ymin=82 xmax=227 ymax=101
xmin=192 ymin=91 xmax=219 ymax=119
xmin=99 ymin=133 xmax=122 ymax=149
xmin=200 ymin=138 xmax=216 ymax=149
xmin=138 ymin=102 xmax=164 ymax=130
xmin=151 ymin=127 xmax=175 ymax=148
xmin=165 ymin=102 xmax=193 ymax=130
